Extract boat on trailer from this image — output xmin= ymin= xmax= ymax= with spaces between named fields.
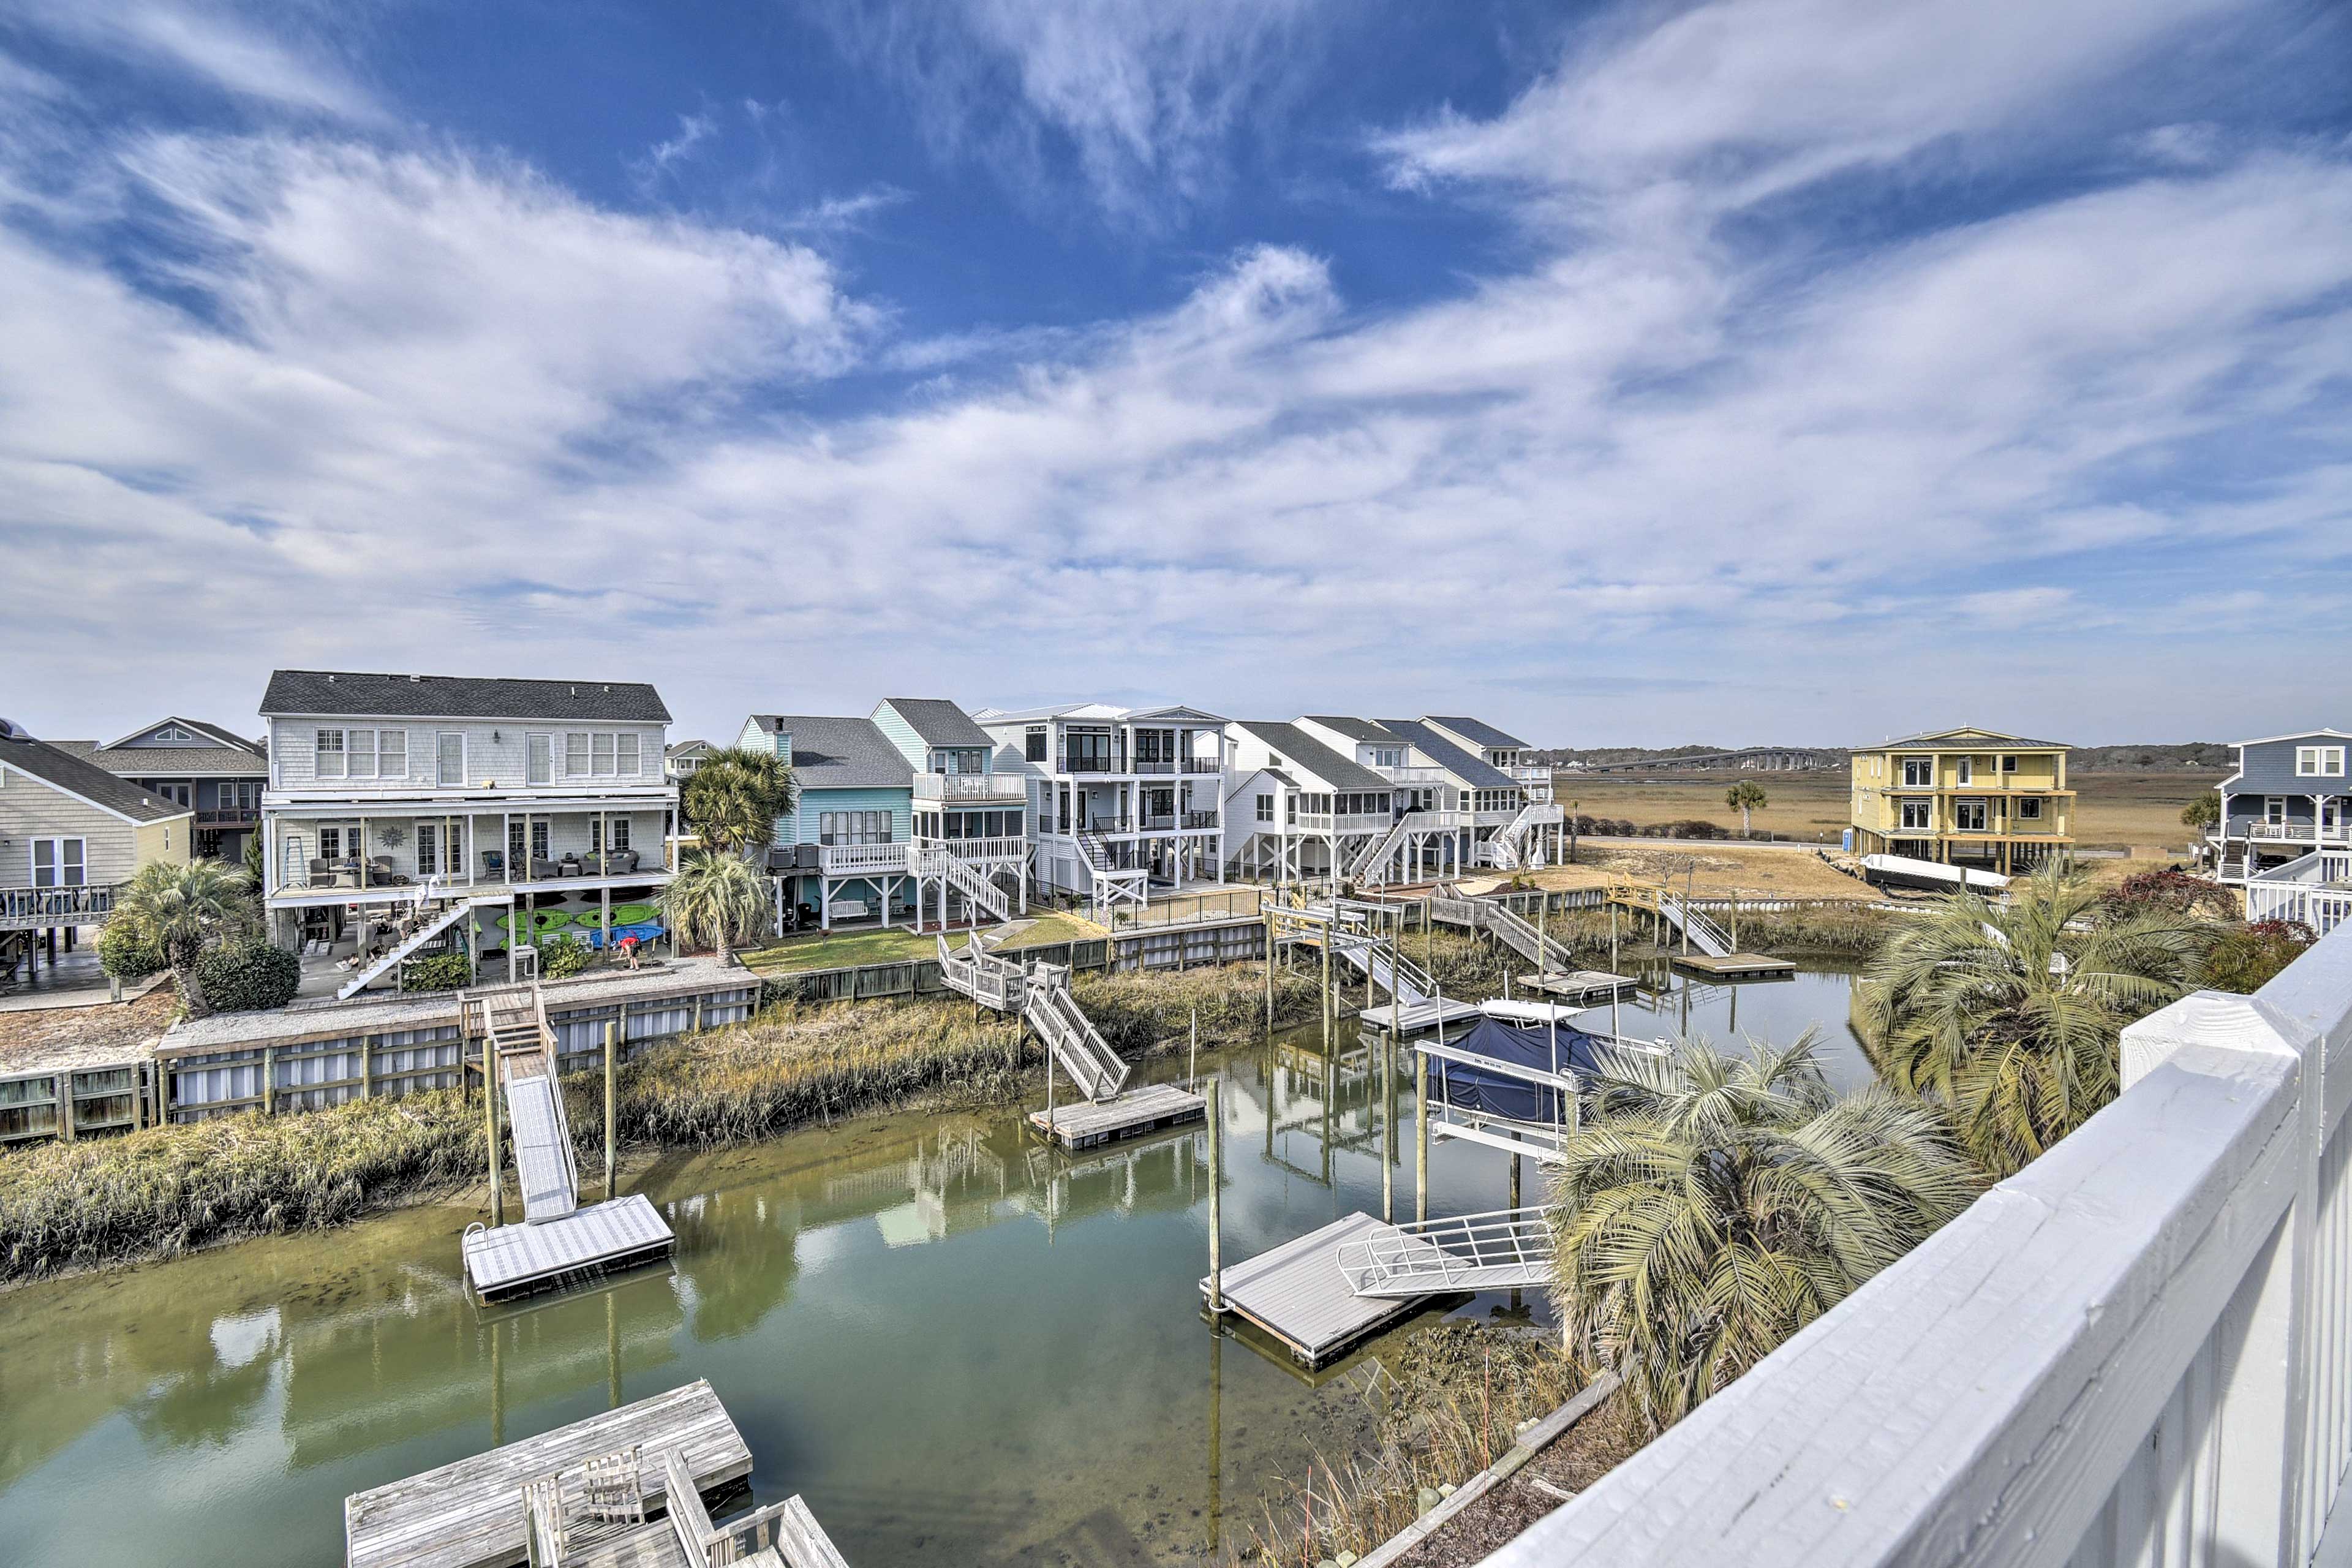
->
xmin=1861 ymin=853 xmax=2009 ymax=895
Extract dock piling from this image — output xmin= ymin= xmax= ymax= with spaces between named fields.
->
xmin=1205 ymin=1079 xmax=1223 ymax=1313
xmin=484 ymin=1029 xmax=503 ymax=1226
xmin=1415 ymin=1047 xmax=1429 ymax=1226
xmin=603 ymin=1019 xmax=617 ymax=1201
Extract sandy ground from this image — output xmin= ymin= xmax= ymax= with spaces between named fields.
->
xmin=0 ymin=986 xmax=177 ymax=1072
xmin=1479 ymin=841 xmax=1883 ymax=902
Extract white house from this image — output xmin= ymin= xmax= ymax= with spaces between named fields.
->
xmin=1295 ymin=715 xmax=1560 ymax=884
xmin=1219 ymin=720 xmax=1396 ymax=883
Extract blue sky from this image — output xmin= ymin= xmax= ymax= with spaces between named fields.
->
xmin=1 ymin=0 xmax=2347 ymax=749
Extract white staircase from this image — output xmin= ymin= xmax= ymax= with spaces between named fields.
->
xmin=1483 ymin=802 xmax=1565 ymax=870
xmin=1445 ymin=893 xmax=1578 ymax=972
xmin=335 ymin=889 xmax=478 ymax=1001
xmin=1348 ymin=816 xmax=1413 ymax=885
xmin=936 ymin=937 xmax=1129 ymax=1101
xmin=1335 ymin=1205 xmax=1556 ymax=1298
xmin=463 ymin=984 xmax=580 ymax=1224
xmin=916 ymin=846 xmax=1011 ymax=924
xmin=1329 ymin=930 xmax=1437 ymax=1009
xmin=1656 ymin=893 xmax=1734 ymax=957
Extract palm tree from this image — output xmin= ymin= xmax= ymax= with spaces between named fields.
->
xmin=1724 ymin=778 xmax=1768 ymax=836
xmin=1551 ymin=1032 xmax=1979 ymax=1429
xmin=1861 ymin=865 xmax=2215 ymax=1178
xmin=2180 ymin=790 xmax=2220 ymax=834
xmin=660 ymin=849 xmax=768 ymax=963
xmin=110 ymin=859 xmax=255 ymax=1016
xmin=680 ymin=747 xmax=797 ymax=858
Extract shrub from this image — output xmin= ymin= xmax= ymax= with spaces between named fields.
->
xmin=1639 ymin=818 xmax=1726 ymax=840
xmin=538 ymin=934 xmax=592 ymax=979
xmin=404 ymin=951 xmax=474 ymax=992
xmin=2203 ymin=919 xmax=2316 ymax=994
xmin=2101 ymin=868 xmax=2237 ymax=921
xmin=96 ymin=922 xmax=163 ymax=981
xmin=188 ymin=939 xmax=300 ymax=1012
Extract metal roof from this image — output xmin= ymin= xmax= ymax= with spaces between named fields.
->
xmin=262 ymin=670 xmax=671 ymax=723
xmin=1424 ymin=715 xmax=1530 ymax=750
xmin=1378 ymin=719 xmax=1517 ymax=790
xmin=747 ymin=715 xmax=913 ymax=789
xmin=0 ymin=734 xmax=193 ymax=823
xmin=1872 ymin=727 xmax=2070 ymax=752
xmin=878 ymin=698 xmax=994 ymax=749
xmin=1231 ymin=721 xmax=1392 ymax=793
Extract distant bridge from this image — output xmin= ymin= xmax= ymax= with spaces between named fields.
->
xmin=1557 ymin=746 xmax=1846 ymax=775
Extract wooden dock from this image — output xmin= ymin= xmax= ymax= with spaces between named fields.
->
xmin=344 ymin=1379 xmax=750 ymax=1568
xmin=463 ymin=1194 xmax=676 ymax=1303
xmin=1203 ymin=1212 xmax=1438 ymax=1367
xmin=1028 ymin=1082 xmax=1205 ymax=1150
xmin=1672 ymin=952 xmax=1799 ymax=978
xmin=1514 ymin=970 xmax=1637 ymax=1003
xmin=1357 ymin=996 xmax=1483 ymax=1038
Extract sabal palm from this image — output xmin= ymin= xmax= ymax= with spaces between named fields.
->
xmin=1861 ymin=865 xmax=2212 ymax=1177
xmin=660 ymin=849 xmax=767 ymax=963
xmin=1551 ymin=1032 xmax=1978 ymax=1429
xmin=111 ymin=859 xmax=255 ymax=1014
xmin=680 ymin=747 xmax=797 ymax=858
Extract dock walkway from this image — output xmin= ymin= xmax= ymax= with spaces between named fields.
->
xmin=1204 ymin=1212 xmax=1438 ymax=1366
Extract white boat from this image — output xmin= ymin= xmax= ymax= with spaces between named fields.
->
xmin=1861 ymin=853 xmax=2008 ymax=895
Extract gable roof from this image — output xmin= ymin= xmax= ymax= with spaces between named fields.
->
xmin=1424 ymin=715 xmax=1529 ymax=750
xmin=50 ymin=740 xmax=269 ymax=778
xmin=1379 ymin=718 xmax=1516 ymax=789
xmin=1302 ymin=715 xmax=1396 ymax=743
xmin=665 ymin=739 xmax=710 ymax=756
xmin=2232 ymin=728 xmax=2352 ymax=748
xmin=747 ymin=715 xmax=913 ymax=790
xmin=262 ymin=670 xmax=671 ymax=724
xmin=105 ymin=716 xmax=262 ymax=751
xmin=974 ymin=701 xmax=1227 ymax=726
xmin=1875 ymin=726 xmax=2070 ymax=752
xmin=0 ymin=733 xmax=193 ymax=823
xmin=1231 ymin=722 xmax=1392 ymax=793
xmin=878 ymin=698 xmax=994 ymax=750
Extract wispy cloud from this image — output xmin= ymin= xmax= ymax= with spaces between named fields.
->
xmin=630 ymin=109 xmax=719 ymax=195
xmin=5 ymin=0 xmax=384 ymax=123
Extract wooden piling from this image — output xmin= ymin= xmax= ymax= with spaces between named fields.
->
xmin=484 ymin=1031 xmax=503 ymax=1226
xmin=603 ymin=1019 xmax=618 ymax=1201
xmin=1383 ymin=959 xmax=1397 ymax=1225
xmin=1415 ymin=1047 xmax=1429 ymax=1226
xmin=1205 ymin=1079 xmax=1223 ymax=1313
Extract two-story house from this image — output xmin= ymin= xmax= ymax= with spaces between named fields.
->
xmin=663 ymin=739 xmax=711 ymax=783
xmin=52 ymin=716 xmax=268 ymax=864
xmin=1220 ymin=721 xmax=1396 ymax=883
xmin=258 ymin=671 xmax=677 ymax=993
xmin=739 ymin=701 xmax=1022 ymax=932
xmin=973 ymin=703 xmax=1227 ymax=916
xmin=1 ymin=720 xmax=192 ymax=984
xmin=1295 ymin=715 xmax=1560 ymax=884
xmin=2206 ymin=728 xmax=2351 ymax=885
xmin=1849 ymin=726 xmax=2073 ymax=873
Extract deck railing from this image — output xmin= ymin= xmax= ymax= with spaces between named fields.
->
xmin=1479 ymin=921 xmax=2352 ymax=1568
xmin=913 ymin=771 xmax=1028 ymax=803
xmin=0 ymin=883 xmax=119 ymax=929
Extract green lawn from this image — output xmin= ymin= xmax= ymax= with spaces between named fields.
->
xmin=993 ymin=910 xmax=1107 ymax=950
xmin=737 ymin=909 xmax=1108 ymax=976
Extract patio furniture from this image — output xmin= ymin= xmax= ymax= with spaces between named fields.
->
xmin=590 ymin=848 xmax=641 ymax=875
xmin=307 ymin=857 xmax=333 ymax=888
xmin=368 ymin=856 xmax=396 ymax=887
xmin=559 ymin=854 xmax=583 ymax=878
xmin=333 ymin=859 xmax=362 ymax=889
xmin=481 ymin=850 xmax=505 ymax=879
xmin=530 ymin=856 xmax=562 ymax=881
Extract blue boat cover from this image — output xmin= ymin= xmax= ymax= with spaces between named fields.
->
xmin=1419 ymin=1014 xmax=1606 ymax=1128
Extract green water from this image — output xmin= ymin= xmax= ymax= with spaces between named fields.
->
xmin=0 ymin=965 xmax=1868 ymax=1566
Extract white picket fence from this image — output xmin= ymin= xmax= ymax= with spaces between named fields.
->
xmin=1480 ymin=918 xmax=2352 ymax=1568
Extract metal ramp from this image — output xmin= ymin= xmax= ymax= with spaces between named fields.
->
xmin=1427 ymin=887 xmax=1578 ymax=972
xmin=1335 ymin=1205 xmax=1556 ymax=1298
xmin=464 ymin=984 xmax=580 ymax=1223
xmin=937 ymin=936 xmax=1129 ymax=1101
xmin=1330 ymin=930 xmax=1436 ymax=1009
xmin=1656 ymin=893 xmax=1733 ymax=957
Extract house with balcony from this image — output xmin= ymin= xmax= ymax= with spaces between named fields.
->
xmin=663 ymin=739 xmax=711 ymax=783
xmin=1295 ymin=715 xmax=1561 ymax=884
xmin=1219 ymin=720 xmax=1395 ymax=883
xmin=1 ymin=720 xmax=192 ymax=984
xmin=2205 ymin=728 xmax=2352 ymax=888
xmin=739 ymin=702 xmax=1020 ymax=932
xmin=257 ymin=671 xmax=678 ymax=993
xmin=51 ymin=716 xmax=268 ymax=864
xmin=1848 ymin=726 xmax=2073 ymax=872
xmin=972 ymin=703 xmax=1227 ymax=915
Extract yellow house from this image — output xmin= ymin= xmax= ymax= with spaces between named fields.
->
xmin=1849 ymin=726 xmax=2073 ymax=873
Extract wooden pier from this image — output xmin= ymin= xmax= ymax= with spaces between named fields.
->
xmin=1513 ymin=970 xmax=1637 ymax=1003
xmin=1671 ymin=952 xmax=1798 ymax=979
xmin=1028 ymin=1081 xmax=1205 ymax=1150
xmin=1202 ymin=1212 xmax=1440 ymax=1367
xmin=1357 ymin=995 xmax=1483 ymax=1038
xmin=463 ymin=1194 xmax=676 ymax=1304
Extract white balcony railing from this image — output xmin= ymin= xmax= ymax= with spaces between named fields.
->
xmin=817 ymin=842 xmax=912 ymax=875
xmin=913 ymin=834 xmax=1026 ymax=863
xmin=1380 ymin=766 xmax=1452 ymax=786
xmin=2246 ymin=822 xmax=2352 ymax=845
xmin=0 ymin=883 xmax=119 ymax=930
xmin=913 ymin=771 xmax=1028 ymax=804
xmin=1480 ymin=922 xmax=2352 ymax=1568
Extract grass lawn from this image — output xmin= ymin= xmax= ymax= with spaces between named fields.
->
xmin=738 ymin=908 xmax=1109 ymax=976
xmin=993 ymin=910 xmax=1107 ymax=949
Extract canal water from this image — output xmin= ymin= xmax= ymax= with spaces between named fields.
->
xmin=0 ymin=964 xmax=1869 ymax=1566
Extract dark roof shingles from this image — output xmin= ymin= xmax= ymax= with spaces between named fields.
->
xmin=752 ymin=715 xmax=914 ymax=790
xmin=1 ymin=735 xmax=190 ymax=821
xmin=1233 ymin=722 xmax=1392 ymax=793
xmin=880 ymin=698 xmax=993 ymax=749
xmin=262 ymin=670 xmax=670 ymax=723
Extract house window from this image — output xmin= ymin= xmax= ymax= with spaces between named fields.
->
xmin=1901 ymin=757 xmax=1931 ymax=788
xmin=508 ymin=820 xmax=527 ymax=869
xmin=2001 ymin=755 xmax=2018 ymax=773
xmin=566 ymin=733 xmax=590 ymax=777
xmin=1066 ymin=730 xmax=1113 ymax=772
xmin=30 ymin=837 xmax=86 ymax=888
xmin=1255 ymin=794 xmax=1273 ymax=823
xmin=2297 ymin=746 xmax=2346 ymax=777
xmin=156 ymin=724 xmax=190 ymax=742
xmin=1899 ymin=799 xmax=1932 ymax=831
xmin=818 ymin=810 xmax=891 ymax=846
xmin=2016 ymin=797 xmax=2045 ymax=821
xmin=528 ymin=734 xmax=552 ymax=786
xmin=1954 ymin=800 xmax=1988 ymax=832
xmin=437 ymin=733 xmax=464 ymax=787
xmin=589 ymin=818 xmax=633 ymax=853
xmin=591 ymin=733 xmax=616 ymax=777
xmin=379 ymin=729 xmax=407 ymax=778
xmin=315 ymin=728 xmax=346 ymax=778
xmin=532 ymin=821 xmax=550 ymax=860
xmin=1026 ymin=726 xmax=1047 ymax=763
xmin=618 ymin=734 xmax=641 ymax=775
xmin=317 ymin=826 xmax=342 ymax=861
xmin=349 ymin=728 xmax=376 ymax=778
xmin=1955 ymin=757 xmax=1974 ymax=786
xmin=417 ymin=824 xmax=439 ymax=876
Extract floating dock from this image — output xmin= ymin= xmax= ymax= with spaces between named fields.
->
xmin=1671 ymin=952 xmax=1798 ymax=978
xmin=1203 ymin=1212 xmax=1439 ymax=1367
xmin=1028 ymin=1081 xmax=1206 ymax=1150
xmin=343 ymin=1379 xmax=751 ymax=1568
xmin=463 ymin=1194 xmax=676 ymax=1304
xmin=1357 ymin=995 xmax=1483 ymax=1038
xmin=1513 ymin=970 xmax=1638 ymax=1003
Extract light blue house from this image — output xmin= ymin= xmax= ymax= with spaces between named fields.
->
xmin=737 ymin=698 xmax=1026 ymax=932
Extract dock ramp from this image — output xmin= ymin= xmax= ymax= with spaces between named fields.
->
xmin=1335 ymin=1206 xmax=1555 ymax=1298
xmin=938 ymin=936 xmax=1128 ymax=1101
xmin=466 ymin=984 xmax=581 ymax=1223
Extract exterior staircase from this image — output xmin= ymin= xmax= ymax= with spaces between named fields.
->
xmin=937 ymin=937 xmax=1129 ymax=1101
xmin=1348 ymin=816 xmax=1414 ymax=886
xmin=461 ymin=983 xmax=579 ymax=1223
xmin=1483 ymin=802 xmax=1566 ymax=870
xmin=335 ymin=887 xmax=479 ymax=1000
xmin=916 ymin=846 xmax=1011 ymax=924
xmin=1656 ymin=892 xmax=1735 ymax=957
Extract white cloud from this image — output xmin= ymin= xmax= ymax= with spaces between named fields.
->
xmin=631 ymin=110 xmax=719 ymax=194
xmin=5 ymin=0 xmax=383 ymax=122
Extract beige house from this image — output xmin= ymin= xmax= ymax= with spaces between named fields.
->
xmin=1 ymin=721 xmax=193 ymax=980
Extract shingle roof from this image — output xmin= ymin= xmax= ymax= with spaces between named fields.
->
xmin=1302 ymin=715 xmax=1396 ymax=743
xmin=261 ymin=670 xmax=671 ymax=723
xmin=1379 ymin=719 xmax=1516 ymax=790
xmin=1877 ymin=727 xmax=2070 ymax=752
xmin=104 ymin=716 xmax=261 ymax=751
xmin=1425 ymin=715 xmax=1529 ymax=750
xmin=1232 ymin=722 xmax=1392 ymax=793
xmin=880 ymin=698 xmax=994 ymax=749
xmin=50 ymin=741 xmax=269 ymax=778
xmin=0 ymin=734 xmax=192 ymax=823
xmin=749 ymin=715 xmax=913 ymax=790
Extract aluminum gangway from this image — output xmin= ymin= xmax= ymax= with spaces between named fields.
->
xmin=1656 ymin=892 xmax=1734 ymax=957
xmin=464 ymin=984 xmax=579 ymax=1223
xmin=1335 ymin=1205 xmax=1556 ymax=1298
xmin=937 ymin=935 xmax=1129 ymax=1101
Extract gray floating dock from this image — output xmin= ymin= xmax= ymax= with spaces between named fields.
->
xmin=462 ymin=1193 xmax=676 ymax=1303
xmin=1515 ymin=970 xmax=1638 ymax=1002
xmin=343 ymin=1378 xmax=750 ymax=1568
xmin=1358 ymin=997 xmax=1483 ymax=1038
xmin=1203 ymin=1211 xmax=1433 ymax=1367
xmin=1672 ymin=952 xmax=1799 ymax=978
xmin=1028 ymin=1082 xmax=1206 ymax=1150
